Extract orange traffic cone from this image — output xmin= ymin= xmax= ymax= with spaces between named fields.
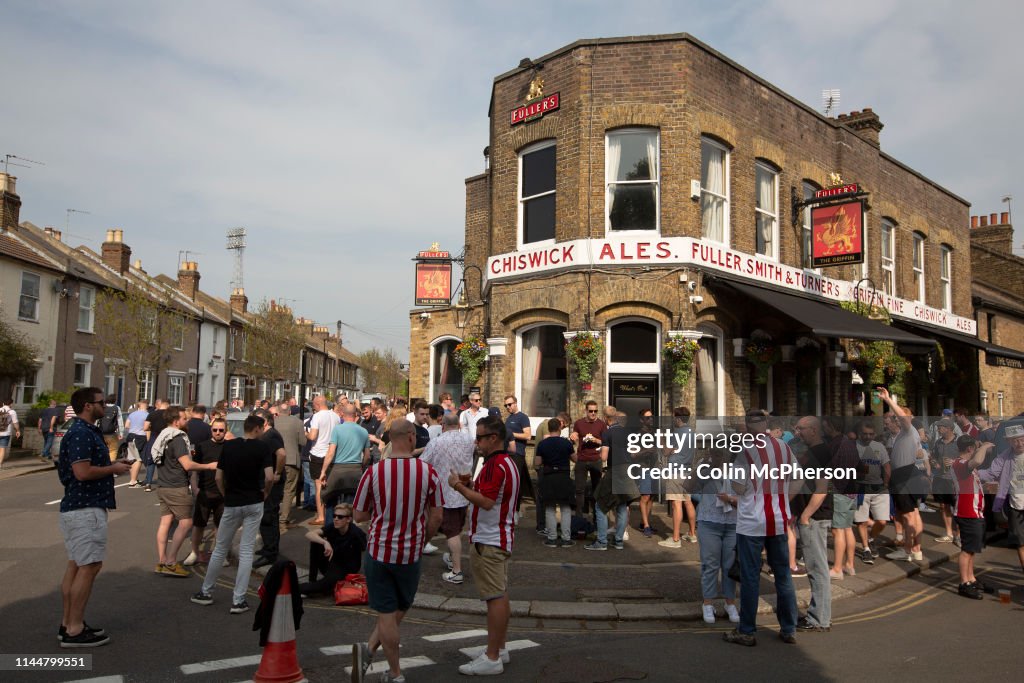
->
xmin=254 ymin=571 xmax=306 ymax=683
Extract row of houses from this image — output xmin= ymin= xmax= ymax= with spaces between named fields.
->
xmin=0 ymin=173 xmax=359 ymax=412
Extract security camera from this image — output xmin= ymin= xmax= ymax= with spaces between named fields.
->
xmin=689 ymin=295 xmax=704 ymax=305
xmin=687 ymin=280 xmax=698 ymax=292
xmin=419 ymin=311 xmax=431 ymax=320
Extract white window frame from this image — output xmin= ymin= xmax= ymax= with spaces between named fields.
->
xmin=801 ymin=182 xmax=821 ymax=271
xmin=167 ymin=373 xmax=184 ymax=405
xmin=428 ymin=335 xmax=463 ymax=403
xmin=229 ymin=375 xmax=244 ymax=400
xmin=514 ymin=323 xmax=568 ymax=422
xmin=137 ymin=369 xmax=154 ymax=402
xmin=940 ymin=244 xmax=952 ymax=312
xmin=19 ymin=271 xmax=41 ymax=322
xmin=695 ymin=324 xmax=726 ymax=425
xmin=273 ymin=381 xmax=285 ymax=402
xmin=700 ymin=137 xmax=730 ymax=244
xmin=229 ymin=329 xmax=237 ymax=360
xmin=754 ymin=161 xmax=779 ymax=260
xmin=78 ymin=285 xmax=95 ymax=333
xmin=912 ymin=233 xmax=926 ymax=303
xmin=518 ymin=139 xmax=557 ymax=248
xmin=605 ymin=128 xmax=660 ymax=235
xmin=15 ymin=366 xmax=40 ymax=405
xmin=72 ymin=353 xmax=93 ymax=388
xmin=880 ymin=220 xmax=896 ymax=296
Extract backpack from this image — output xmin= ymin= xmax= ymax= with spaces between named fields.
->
xmin=0 ymin=408 xmax=11 ymax=432
xmin=99 ymin=405 xmax=119 ymax=435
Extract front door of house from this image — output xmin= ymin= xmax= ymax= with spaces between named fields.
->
xmin=609 ymin=374 xmax=659 ymax=417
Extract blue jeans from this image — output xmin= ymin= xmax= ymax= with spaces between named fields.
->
xmin=201 ymin=502 xmax=263 ymax=605
xmin=736 ymin=533 xmax=797 ymax=636
xmin=595 ymin=501 xmax=628 ymax=545
xmin=301 ymin=461 xmax=315 ymax=509
xmin=144 ymin=463 xmax=156 ymax=485
xmin=41 ymin=431 xmax=55 ymax=459
xmin=698 ymin=521 xmax=737 ymax=600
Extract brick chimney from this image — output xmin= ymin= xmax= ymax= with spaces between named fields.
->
xmin=313 ymin=325 xmax=330 ymax=340
xmin=178 ymin=261 xmax=200 ymax=300
xmin=101 ymin=228 xmax=132 ymax=275
xmin=836 ymin=108 xmax=884 ymax=147
xmin=229 ymin=287 xmax=248 ymax=314
xmin=1 ymin=173 xmax=21 ymax=232
xmin=970 ymin=213 xmax=1014 ymax=254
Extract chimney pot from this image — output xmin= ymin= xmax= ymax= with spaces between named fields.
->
xmin=990 ymin=213 xmax=998 ymax=225
xmin=1001 ymin=212 xmax=1010 ymax=225
xmin=44 ymin=227 xmax=54 ymax=236
xmin=980 ymin=216 xmax=989 ymax=227
xmin=133 ymin=259 xmax=142 ymax=270
xmin=105 ymin=229 xmax=114 ymax=242
xmin=971 ymin=216 xmax=979 ymax=228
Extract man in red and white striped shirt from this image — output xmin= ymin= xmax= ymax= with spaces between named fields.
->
xmin=351 ymin=419 xmax=442 ymax=683
xmin=447 ymin=415 xmax=520 ymax=676
xmin=724 ymin=410 xmax=799 ymax=647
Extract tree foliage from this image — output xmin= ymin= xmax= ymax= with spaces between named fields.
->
xmin=358 ymin=348 xmax=406 ymax=398
xmin=0 ymin=307 xmax=39 ymax=383
xmin=245 ymin=299 xmax=304 ymax=381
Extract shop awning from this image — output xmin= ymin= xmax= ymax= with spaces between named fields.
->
xmin=716 ymin=279 xmax=937 ymax=349
xmin=985 ymin=344 xmax=1024 ymax=362
xmin=891 ymin=320 xmax=986 ymax=350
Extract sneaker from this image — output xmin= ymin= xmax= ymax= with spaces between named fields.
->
xmin=970 ymin=580 xmax=995 ymax=594
xmin=57 ymin=622 xmax=105 ymax=642
xmin=868 ymin=542 xmax=880 ymax=558
xmin=183 ymin=551 xmax=199 ymax=566
xmin=683 ymin=533 xmax=698 ymax=543
xmin=702 ymin=604 xmax=716 ymax=624
xmin=895 ymin=533 xmax=904 ymax=544
xmin=613 ymin=539 xmax=624 ymax=550
xmin=583 ymin=541 xmax=607 ymax=551
xmin=190 ymin=591 xmax=214 ymax=606
xmin=642 ymin=526 xmax=654 ymax=538
xmin=422 ymin=542 xmax=438 ymax=555
xmin=230 ymin=600 xmax=250 ymax=614
xmin=352 ymin=642 xmax=371 ymax=683
xmin=918 ymin=502 xmax=930 ymax=512
xmin=829 ymin=569 xmax=844 ymax=581
xmin=860 ymin=549 xmax=875 ymax=565
xmin=843 ymin=566 xmax=856 ymax=576
xmin=886 ymin=548 xmax=911 ymax=561
xmin=458 ymin=652 xmax=504 ymax=675
xmin=953 ymin=536 xmax=961 ymax=547
xmin=127 ymin=481 xmax=141 ymax=488
xmin=658 ymin=538 xmax=682 ymax=549
xmin=161 ymin=563 xmax=191 ymax=578
xmin=559 ymin=539 xmax=575 ymax=548
xmin=958 ymin=582 xmax=983 ymax=600
xmin=797 ymin=616 xmax=831 ymax=632
xmin=60 ymin=630 xmax=111 ymax=648
xmin=442 ymin=570 xmax=464 ymax=585
xmin=543 ymin=538 xmax=559 ymax=547
xmin=442 ymin=552 xmax=454 ymax=571
xmin=223 ymin=557 xmax=231 ymax=567
xmin=722 ymin=629 xmax=756 ymax=647
xmin=910 ymin=550 xmax=924 ymax=562
xmin=378 ymin=672 xmax=405 ymax=682
xmin=154 ymin=563 xmax=164 ymax=574
xmin=725 ymin=603 xmax=740 ymax=624
xmin=791 ymin=566 xmax=808 ymax=578
xmin=144 ymin=485 xmax=153 ymax=492
xmin=935 ymin=535 xmax=954 ymax=543
xmin=622 ymin=529 xmax=630 ymax=541
xmin=778 ymin=632 xmax=797 ymax=644
xmin=536 ymin=528 xmax=548 ymax=537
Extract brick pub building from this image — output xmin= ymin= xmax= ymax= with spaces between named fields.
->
xmin=410 ymin=33 xmax=1004 ymax=426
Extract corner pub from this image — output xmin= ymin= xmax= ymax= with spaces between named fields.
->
xmin=409 ymin=32 xmax=998 ymax=428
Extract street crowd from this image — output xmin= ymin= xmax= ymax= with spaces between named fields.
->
xmin=47 ymin=383 xmax=1024 ymax=679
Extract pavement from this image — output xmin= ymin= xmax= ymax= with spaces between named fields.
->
xmin=0 ymin=446 xmax=56 ymax=481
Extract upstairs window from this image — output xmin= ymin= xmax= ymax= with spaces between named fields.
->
xmin=519 ymin=141 xmax=556 ymax=245
xmin=606 ymin=129 xmax=659 ymax=232
xmin=78 ymin=285 xmax=95 ymax=332
xmin=700 ymin=137 xmax=729 ymax=243
xmin=881 ymin=220 xmax=896 ymax=295
xmin=940 ymin=244 xmax=952 ymax=311
xmin=912 ymin=233 xmax=926 ymax=303
xmin=754 ymin=162 xmax=779 ymax=259
xmin=19 ymin=272 xmax=40 ymax=321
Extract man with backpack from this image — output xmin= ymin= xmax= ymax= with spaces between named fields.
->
xmin=99 ymin=396 xmax=124 ymax=461
xmin=0 ymin=397 xmax=21 ymax=470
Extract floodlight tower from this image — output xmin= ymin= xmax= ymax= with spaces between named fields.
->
xmin=226 ymin=227 xmax=247 ymax=292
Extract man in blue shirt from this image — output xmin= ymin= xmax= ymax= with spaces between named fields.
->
xmin=503 ymin=395 xmax=534 ymax=515
xmin=320 ymin=404 xmax=370 ymax=507
xmin=57 ymin=387 xmax=131 ymax=648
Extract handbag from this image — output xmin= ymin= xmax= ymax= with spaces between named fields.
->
xmin=333 ymin=573 xmax=368 ymax=606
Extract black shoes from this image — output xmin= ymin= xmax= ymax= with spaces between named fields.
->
xmin=60 ymin=630 xmax=110 ymax=648
xmin=958 ymin=582 xmax=984 ymax=600
xmin=796 ymin=616 xmax=831 ymax=632
xmin=252 ymin=556 xmax=276 ymax=569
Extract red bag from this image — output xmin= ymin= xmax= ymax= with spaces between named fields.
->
xmin=334 ymin=573 xmax=368 ymax=606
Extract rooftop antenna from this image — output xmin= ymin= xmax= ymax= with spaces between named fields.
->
xmin=4 ymin=154 xmax=44 ymax=174
xmin=177 ymin=249 xmax=202 ymax=267
xmin=822 ymin=89 xmax=841 ymax=117
xmin=66 ymin=208 xmax=90 ymax=232
xmin=1003 ymin=195 xmax=1013 ymax=225
xmin=226 ymin=227 xmax=247 ymax=292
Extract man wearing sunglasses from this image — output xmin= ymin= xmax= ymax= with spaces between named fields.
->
xmin=184 ymin=417 xmax=229 ymax=567
xmin=503 ymin=395 xmax=534 ymax=519
xmin=299 ymin=503 xmax=366 ymax=597
xmin=572 ymin=400 xmax=607 ymax=517
xmin=459 ymin=392 xmax=486 ymax=437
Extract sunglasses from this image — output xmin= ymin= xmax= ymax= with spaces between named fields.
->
xmin=504 ymin=403 xmax=515 ymax=408
xmin=211 ymin=428 xmax=226 ymax=433
xmin=333 ymin=514 xmax=352 ymax=520
xmin=587 ymin=409 xmax=598 ymax=414
xmin=471 ymin=398 xmax=481 ymax=402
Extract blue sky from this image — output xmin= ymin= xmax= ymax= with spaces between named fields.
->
xmin=3 ymin=1 xmax=1021 ymax=356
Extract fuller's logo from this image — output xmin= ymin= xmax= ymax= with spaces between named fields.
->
xmin=511 ymin=75 xmax=560 ymax=125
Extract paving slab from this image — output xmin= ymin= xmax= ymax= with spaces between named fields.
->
xmin=531 ymin=601 xmax=618 ymax=620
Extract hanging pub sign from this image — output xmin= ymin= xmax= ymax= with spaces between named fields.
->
xmin=414 ymin=243 xmax=452 ymax=306
xmin=510 ymin=75 xmax=560 ymax=126
xmin=811 ymin=200 xmax=865 ymax=267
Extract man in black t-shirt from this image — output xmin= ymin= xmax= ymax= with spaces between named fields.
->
xmin=191 ymin=415 xmax=273 ymax=614
xmin=254 ymin=409 xmax=287 ymax=569
xmin=185 ymin=417 xmax=228 ymax=566
xmin=142 ymin=399 xmax=168 ymax=491
xmin=186 ymin=404 xmax=212 ymax=446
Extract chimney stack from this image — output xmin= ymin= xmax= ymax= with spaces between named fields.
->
xmin=101 ymin=228 xmax=132 ymax=275
xmin=836 ymin=108 xmax=884 ymax=147
xmin=1 ymin=172 xmax=21 ymax=232
xmin=970 ymin=211 xmax=1015 ymax=254
xmin=178 ymin=261 xmax=201 ymax=300
xmin=313 ymin=326 xmax=330 ymax=340
xmin=230 ymin=287 xmax=248 ymax=315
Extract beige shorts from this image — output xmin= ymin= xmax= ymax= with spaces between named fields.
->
xmin=469 ymin=543 xmax=511 ymax=601
xmin=664 ymin=479 xmax=691 ymax=501
xmin=60 ymin=507 xmax=108 ymax=566
xmin=157 ymin=486 xmax=193 ymax=521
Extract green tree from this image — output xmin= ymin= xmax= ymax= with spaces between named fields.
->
xmin=0 ymin=307 xmax=39 ymax=384
xmin=245 ymin=299 xmax=304 ymax=383
xmin=358 ymin=348 xmax=406 ymax=398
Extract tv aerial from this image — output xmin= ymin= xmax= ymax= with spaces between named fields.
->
xmin=822 ymin=89 xmax=841 ymax=117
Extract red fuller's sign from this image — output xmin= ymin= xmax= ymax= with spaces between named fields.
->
xmin=811 ymin=200 xmax=865 ymax=267
xmin=814 ymin=183 xmax=859 ymax=199
xmin=510 ymin=93 xmax=560 ymax=126
xmin=415 ymin=261 xmax=451 ymax=306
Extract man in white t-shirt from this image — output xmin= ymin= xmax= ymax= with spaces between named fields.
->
xmin=0 ymin=397 xmax=21 ymax=470
xmin=305 ymin=396 xmax=340 ymax=525
xmin=459 ymin=392 xmax=486 ymax=436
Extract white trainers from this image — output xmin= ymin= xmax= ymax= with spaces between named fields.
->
xmin=442 ymin=552 xmax=454 ymax=571
xmin=442 ymin=570 xmax=464 ymax=584
xmin=910 ymin=550 xmax=924 ymax=561
xmin=459 ymin=652 xmax=504 ymax=675
xmin=684 ymin=534 xmax=698 ymax=544
xmin=622 ymin=529 xmax=630 ymax=541
xmin=725 ymin=603 xmax=740 ymax=623
xmin=182 ymin=551 xmax=198 ymax=567
xmin=702 ymin=604 xmax=716 ymax=624
xmin=423 ymin=542 xmax=438 ymax=555
xmin=886 ymin=548 xmax=911 ymax=561
xmin=658 ymin=538 xmax=682 ymax=548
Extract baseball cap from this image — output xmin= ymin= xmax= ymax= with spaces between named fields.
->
xmin=936 ymin=418 xmax=955 ymax=429
xmin=941 ymin=408 xmax=954 ymax=416
xmin=1006 ymin=424 xmax=1024 ymax=439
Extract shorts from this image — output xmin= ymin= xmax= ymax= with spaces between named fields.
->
xmin=365 ymin=557 xmax=421 ymax=614
xmin=157 ymin=487 xmax=193 ymax=521
xmin=956 ymin=517 xmax=985 ymax=554
xmin=664 ymin=478 xmax=691 ymax=501
xmin=60 ymin=507 xmax=108 ymax=566
xmin=469 ymin=543 xmax=511 ymax=601
xmin=831 ymin=494 xmax=856 ymax=529
xmin=890 ymin=465 xmax=923 ymax=514
xmin=1006 ymin=504 xmax=1024 ymax=542
xmin=440 ymin=507 xmax=467 ymax=538
xmin=933 ymin=493 xmax=957 ymax=507
xmin=309 ymin=456 xmax=326 ymax=479
xmin=637 ymin=472 xmax=656 ymax=496
xmin=0 ymin=435 xmax=11 ymax=448
xmin=854 ymin=492 xmax=890 ymax=523
xmin=193 ymin=490 xmax=225 ymax=528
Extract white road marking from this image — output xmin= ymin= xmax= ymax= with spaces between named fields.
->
xmin=460 ymin=639 xmax=540 ymax=659
xmin=319 ymin=642 xmax=353 ymax=655
xmin=63 ymin=677 xmax=125 ymax=683
xmin=46 ymin=482 xmax=131 ymax=505
xmin=180 ymin=654 xmax=263 ymax=674
xmin=345 ymin=656 xmax=434 ymax=676
xmin=423 ymin=628 xmax=489 ymax=642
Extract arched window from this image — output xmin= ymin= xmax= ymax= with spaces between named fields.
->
xmin=607 ymin=319 xmax=661 ymax=415
xmin=517 ymin=325 xmax=567 ymax=418
xmin=431 ymin=338 xmax=463 ymax=402
xmin=609 ymin=320 xmax=658 ymax=364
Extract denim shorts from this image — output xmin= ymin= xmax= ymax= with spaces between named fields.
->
xmin=365 ymin=557 xmax=421 ymax=614
xmin=0 ymin=435 xmax=10 ymax=448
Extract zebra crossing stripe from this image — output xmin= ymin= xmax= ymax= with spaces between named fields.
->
xmin=459 ymin=639 xmax=540 ymax=659
xmin=344 ymin=656 xmax=434 ymax=676
xmin=423 ymin=629 xmax=488 ymax=642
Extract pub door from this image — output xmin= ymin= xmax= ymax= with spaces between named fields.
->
xmin=609 ymin=374 xmax=659 ymax=417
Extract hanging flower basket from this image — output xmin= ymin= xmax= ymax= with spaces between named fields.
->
xmin=566 ymin=332 xmax=604 ymax=385
xmin=663 ymin=336 xmax=700 ymax=387
xmin=745 ymin=335 xmax=779 ymax=385
xmin=453 ymin=336 xmax=488 ymax=386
